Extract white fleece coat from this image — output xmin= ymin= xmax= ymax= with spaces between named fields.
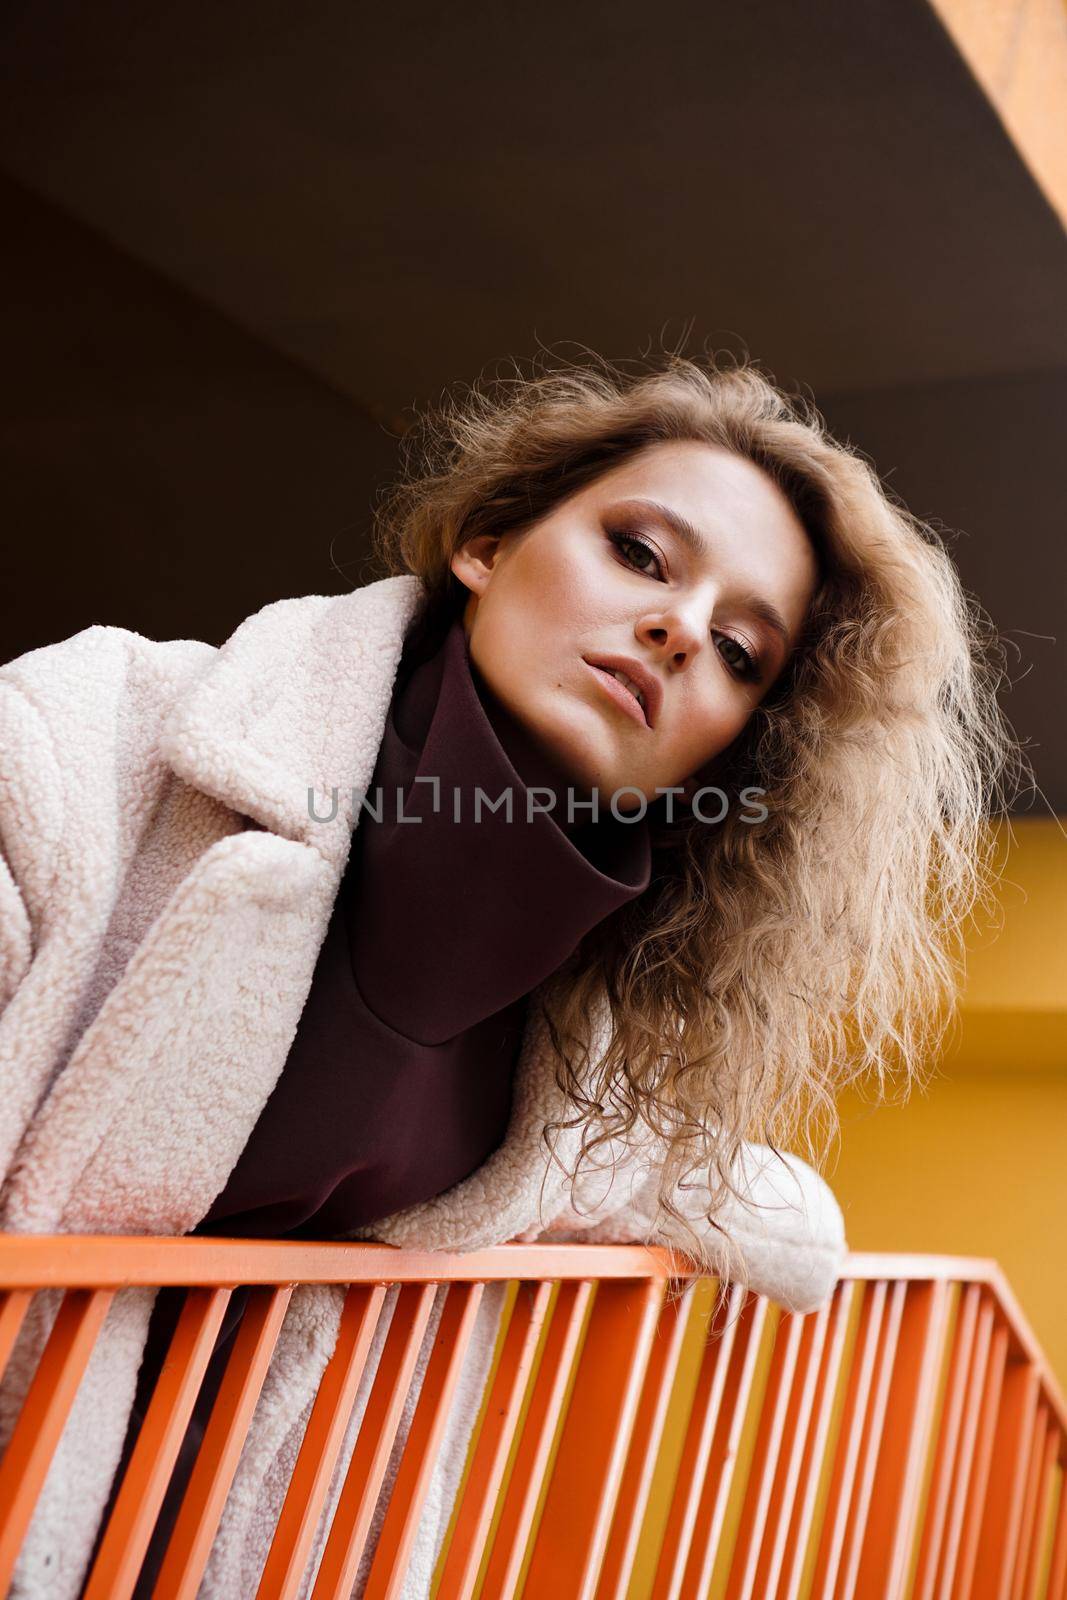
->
xmin=0 ymin=572 xmax=847 ymax=1598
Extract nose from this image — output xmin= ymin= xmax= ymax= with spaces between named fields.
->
xmin=636 ymin=600 xmax=707 ymax=668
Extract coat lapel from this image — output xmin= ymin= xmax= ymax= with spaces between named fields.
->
xmin=1 ymin=575 xmax=428 ymax=1235
xmin=156 ymin=568 xmax=607 ymax=1249
xmin=158 ymin=572 xmax=428 ymax=872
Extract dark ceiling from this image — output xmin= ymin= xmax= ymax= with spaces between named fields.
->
xmin=1 ymin=0 xmax=1064 ymax=812
xmin=3 ymin=0 xmax=1066 ymax=400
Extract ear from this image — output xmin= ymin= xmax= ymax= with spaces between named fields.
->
xmin=450 ymin=531 xmax=505 ymax=600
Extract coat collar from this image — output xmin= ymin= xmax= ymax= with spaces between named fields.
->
xmin=157 ymin=569 xmax=622 ymax=1248
xmin=158 ymin=573 xmax=428 ymax=870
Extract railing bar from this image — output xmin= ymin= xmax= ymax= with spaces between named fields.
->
xmin=911 ymin=1284 xmax=981 ymax=1600
xmin=596 ymin=1279 xmax=702 ymax=1600
xmin=725 ymin=1310 xmax=808 ymax=1600
xmin=952 ymin=1320 xmax=1010 ymax=1600
xmin=362 ymin=1282 xmax=486 ymax=1599
xmin=474 ymin=1279 xmax=594 ymax=1600
xmin=151 ymin=1283 xmax=295 ymax=1600
xmin=647 ymin=1283 xmax=750 ymax=1599
xmin=1021 ymin=1418 xmax=1058 ymax=1600
xmin=254 ymin=1283 xmax=388 ymax=1600
xmin=808 ymin=1280 xmax=888 ymax=1600
xmin=852 ymin=1278 xmax=955 ymax=1600
xmin=896 ymin=1281 xmax=957 ymax=1596
xmin=681 ymin=1293 xmax=773 ymax=1600
xmin=837 ymin=1277 xmax=908 ymax=1598
xmin=779 ymin=1281 xmax=858 ymax=1600
xmin=309 ymin=1281 xmax=439 ymax=1600
xmin=0 ymin=1236 xmax=772 ymax=1288
xmin=522 ymin=1277 xmax=668 ymax=1598
xmin=754 ymin=1301 xmax=833 ymax=1599
xmin=937 ymin=1300 xmax=996 ymax=1600
xmin=433 ymin=1279 xmax=554 ymax=1600
xmin=0 ymin=1286 xmax=116 ymax=1594
xmin=82 ymin=1287 xmax=234 ymax=1600
xmin=976 ymin=1269 xmax=1067 ymax=1434
xmin=2 ymin=1241 xmax=1043 ymax=1303
xmin=1045 ymin=1468 xmax=1067 ymax=1600
xmin=970 ymin=1352 xmax=1041 ymax=1600
xmin=1010 ymin=1406 xmax=1049 ymax=1600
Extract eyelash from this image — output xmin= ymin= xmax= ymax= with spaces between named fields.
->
xmin=606 ymin=530 xmax=762 ymax=683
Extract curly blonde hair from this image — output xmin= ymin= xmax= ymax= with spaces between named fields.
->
xmin=367 ymin=347 xmax=1029 ymax=1302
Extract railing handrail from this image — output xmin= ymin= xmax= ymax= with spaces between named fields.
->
xmin=0 ymin=1235 xmax=1031 ymax=1288
xmin=2 ymin=1235 xmax=1063 ymax=1428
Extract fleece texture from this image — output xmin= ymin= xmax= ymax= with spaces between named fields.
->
xmin=0 ymin=572 xmax=847 ymax=1597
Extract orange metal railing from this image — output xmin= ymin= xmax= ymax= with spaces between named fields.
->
xmin=0 ymin=1237 xmax=1064 ymax=1597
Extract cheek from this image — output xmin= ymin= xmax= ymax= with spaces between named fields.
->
xmin=492 ymin=553 xmax=602 ymax=662
xmin=471 ymin=589 xmax=562 ymax=717
xmin=527 ymin=564 xmax=599 ymax=632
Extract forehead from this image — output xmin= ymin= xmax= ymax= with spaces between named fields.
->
xmin=588 ymin=439 xmax=795 ymax=525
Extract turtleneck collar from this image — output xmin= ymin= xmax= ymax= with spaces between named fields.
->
xmin=344 ymin=611 xmax=652 ymax=1045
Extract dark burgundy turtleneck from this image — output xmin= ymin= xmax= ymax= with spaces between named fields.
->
xmin=193 ymin=610 xmax=652 ymax=1241
xmin=90 ymin=609 xmax=653 ymax=1600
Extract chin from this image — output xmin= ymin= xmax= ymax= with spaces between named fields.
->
xmin=538 ymin=738 xmax=595 ymax=791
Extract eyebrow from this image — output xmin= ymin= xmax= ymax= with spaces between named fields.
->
xmin=621 ymin=497 xmax=794 ymax=652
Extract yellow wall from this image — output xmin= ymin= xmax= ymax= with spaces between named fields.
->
xmin=831 ymin=816 xmax=1067 ymax=1380
xmin=433 ymin=819 xmax=1067 ymax=1593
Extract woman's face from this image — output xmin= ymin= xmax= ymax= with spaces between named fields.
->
xmin=450 ymin=439 xmax=820 ymax=808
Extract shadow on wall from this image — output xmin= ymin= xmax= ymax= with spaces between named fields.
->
xmin=1 ymin=175 xmax=400 ymax=664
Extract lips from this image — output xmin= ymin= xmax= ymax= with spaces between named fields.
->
xmin=581 ymin=654 xmax=662 ymax=729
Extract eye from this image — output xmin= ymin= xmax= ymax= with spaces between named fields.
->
xmin=609 ymin=526 xmax=764 ymax=684
xmin=716 ymin=632 xmax=761 ymax=682
xmin=607 ymin=529 xmax=665 ymax=580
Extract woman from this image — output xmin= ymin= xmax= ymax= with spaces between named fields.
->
xmin=0 ymin=353 xmax=1021 ymax=1597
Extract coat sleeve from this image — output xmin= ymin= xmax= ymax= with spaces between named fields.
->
xmin=513 ymin=1135 xmax=847 ymax=1316
xmin=0 ymin=647 xmax=67 ymax=1016
xmin=0 ymin=624 xmax=216 ymax=1188
xmin=0 ymin=819 xmax=33 ymax=1014
xmin=0 ymin=626 xmax=134 ymax=1186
